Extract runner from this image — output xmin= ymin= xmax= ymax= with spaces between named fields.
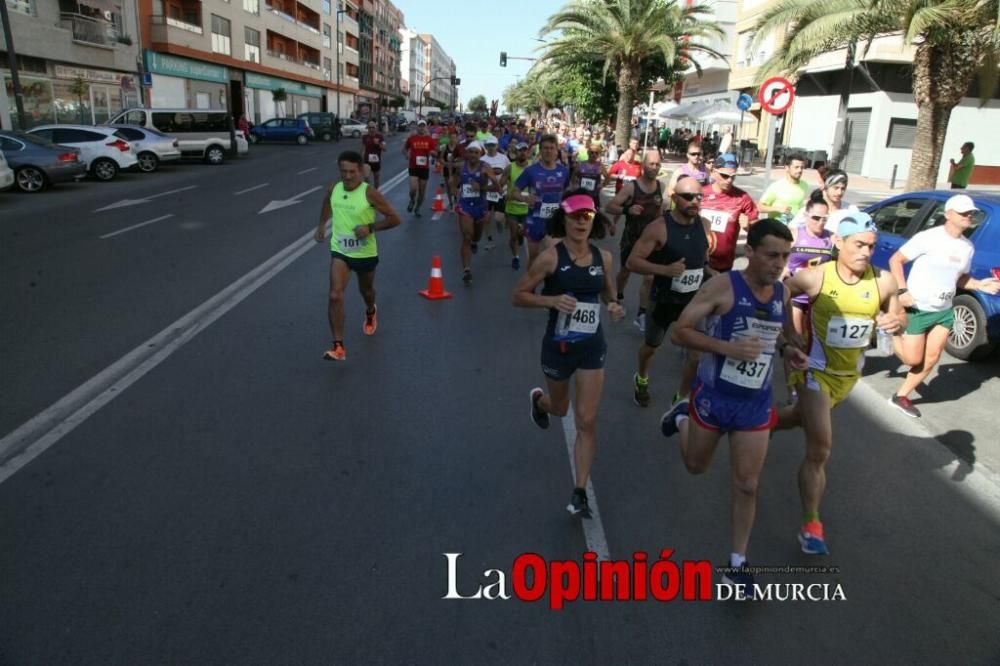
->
xmin=887 ymin=194 xmax=1000 ymax=417
xmin=626 ymin=174 xmax=713 ymax=407
xmin=758 ymin=153 xmax=810 ymax=224
xmin=360 ymin=120 xmax=386 ymax=189
xmin=700 ymin=153 xmax=758 ymax=274
xmin=403 ymin=120 xmax=437 ymax=217
xmin=314 ymin=151 xmax=402 ymax=361
xmin=776 ymin=212 xmax=907 ymax=555
xmin=667 ymin=140 xmax=710 ymax=197
xmin=606 ymin=149 xmax=665 ymax=331
xmin=440 ymin=131 xmax=462 ymax=209
xmin=513 ymin=191 xmax=625 ymax=517
xmin=481 ymin=135 xmax=511 ymax=250
xmin=503 ymin=141 xmax=532 ymax=270
xmin=607 ymin=139 xmax=643 ymax=233
xmin=572 ymin=142 xmax=608 ymax=214
xmin=783 ymin=192 xmax=833 ymax=338
xmin=659 ymin=218 xmax=805 ymax=596
xmin=510 ymin=133 xmax=572 ymax=267
xmin=454 ymin=141 xmax=500 ymax=284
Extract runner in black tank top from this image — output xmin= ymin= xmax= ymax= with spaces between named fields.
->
xmin=512 ymin=191 xmax=625 ymax=518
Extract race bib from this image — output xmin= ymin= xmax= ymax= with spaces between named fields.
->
xmin=486 ymin=191 xmax=501 ymax=202
xmin=461 ymin=183 xmax=480 ymax=198
xmin=555 ymin=301 xmax=601 ymax=339
xmin=336 ymin=232 xmax=368 ymax=253
xmin=720 ymin=354 xmax=773 ymax=389
xmin=702 ymin=209 xmax=729 ymax=233
xmin=826 ymin=316 xmax=874 ymax=348
xmin=415 ymin=155 xmax=428 ymax=166
xmin=367 ymin=153 xmax=380 ymax=163
xmin=671 ymin=268 xmax=703 ymax=293
xmin=580 ymin=177 xmax=597 ymax=191
xmin=930 ymin=290 xmax=955 ymax=309
xmin=539 ymin=202 xmax=559 ymax=219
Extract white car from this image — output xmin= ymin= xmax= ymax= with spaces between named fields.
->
xmin=26 ymin=125 xmax=138 ymax=181
xmin=340 ymin=121 xmax=368 ymax=138
xmin=105 ymin=125 xmax=182 ymax=173
xmin=0 ymin=150 xmax=14 ymax=190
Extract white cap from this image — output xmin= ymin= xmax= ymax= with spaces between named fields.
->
xmin=483 ymin=135 xmax=499 ymax=145
xmin=466 ymin=141 xmax=484 ymax=153
xmin=945 ymin=194 xmax=979 ymax=213
xmin=417 ymin=119 xmax=427 ymax=126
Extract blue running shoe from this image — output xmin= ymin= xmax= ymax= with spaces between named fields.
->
xmin=799 ymin=521 xmax=830 ymax=555
xmin=660 ymin=399 xmax=689 ymax=438
xmin=721 ymin=563 xmax=756 ymax=600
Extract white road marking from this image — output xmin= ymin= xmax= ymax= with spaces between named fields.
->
xmin=0 ymin=170 xmax=409 ymax=485
xmin=297 ymin=167 xmax=318 ymax=175
xmin=234 ymin=183 xmax=269 ymax=195
xmin=258 ymin=185 xmax=324 ymax=214
xmin=561 ymin=405 xmax=612 ymax=560
xmin=94 ymin=185 xmax=198 ymax=212
xmin=99 ymin=214 xmax=174 ymax=239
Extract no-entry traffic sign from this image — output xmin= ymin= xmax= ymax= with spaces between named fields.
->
xmin=758 ymin=76 xmax=795 ymax=115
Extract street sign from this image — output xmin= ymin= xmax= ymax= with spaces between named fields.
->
xmin=141 ymin=72 xmax=153 ymax=88
xmin=736 ymin=93 xmax=753 ymax=111
xmin=758 ymin=76 xmax=795 ymax=115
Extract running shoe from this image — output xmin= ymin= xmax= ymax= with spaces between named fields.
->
xmin=484 ymin=236 xmax=495 ymax=250
xmin=660 ymin=399 xmax=689 ymax=438
xmin=799 ymin=520 xmax=830 ymax=555
xmin=462 ymin=269 xmax=473 ymax=285
xmin=322 ymin=341 xmax=346 ymax=361
xmin=414 ymin=208 xmax=421 ymax=218
xmin=888 ymin=394 xmax=921 ymax=418
xmin=721 ymin=563 xmax=756 ymax=600
xmin=470 ymin=242 xmax=478 ymax=255
xmin=363 ymin=306 xmax=377 ymax=336
xmin=511 ymin=256 xmax=520 ymax=270
xmin=633 ymin=312 xmax=646 ymax=332
xmin=633 ymin=373 xmax=651 ymax=408
xmin=529 ymin=387 xmax=550 ymax=430
xmin=407 ymin=199 xmax=414 ymax=212
xmin=566 ymin=488 xmax=592 ymax=518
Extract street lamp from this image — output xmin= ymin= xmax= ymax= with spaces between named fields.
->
xmin=334 ymin=7 xmax=347 ymax=126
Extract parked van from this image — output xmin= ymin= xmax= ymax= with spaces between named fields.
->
xmin=107 ymin=108 xmax=249 ymax=164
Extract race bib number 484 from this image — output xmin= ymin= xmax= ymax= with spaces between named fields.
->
xmin=671 ymin=268 xmax=703 ymax=293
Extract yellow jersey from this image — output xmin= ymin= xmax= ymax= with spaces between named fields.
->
xmin=806 ymin=262 xmax=881 ymax=376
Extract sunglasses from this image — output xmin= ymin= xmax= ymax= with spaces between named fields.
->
xmin=676 ymin=192 xmax=703 ymax=202
xmin=809 ymin=215 xmax=829 ymax=222
xmin=716 ymin=172 xmax=736 ymax=180
xmin=688 ymin=152 xmax=702 ymax=157
xmin=567 ymin=210 xmax=596 ymax=221
xmin=955 ymin=210 xmax=976 ymax=218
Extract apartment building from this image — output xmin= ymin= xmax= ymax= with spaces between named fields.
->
xmin=398 ymin=27 xmax=425 ymax=111
xmin=419 ymin=33 xmax=454 ymax=111
xmin=353 ymin=0 xmax=400 ymax=117
xmin=675 ymin=0 xmax=738 ymax=108
xmin=1 ymin=0 xmax=143 ymax=129
xmin=134 ymin=0 xmax=361 ymax=123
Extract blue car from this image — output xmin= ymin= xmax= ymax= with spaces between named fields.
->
xmin=249 ymin=118 xmax=314 ymax=145
xmin=866 ymin=190 xmax=1000 ymax=360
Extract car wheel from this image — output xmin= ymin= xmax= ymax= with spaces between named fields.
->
xmin=91 ymin=157 xmax=118 ymax=182
xmin=205 ymin=145 xmax=225 ymax=165
xmin=947 ymin=294 xmax=995 ymax=361
xmin=321 ymin=131 xmax=332 ymax=142
xmin=137 ymin=151 xmax=159 ymax=173
xmin=352 ymin=130 xmax=361 ymax=138
xmin=15 ymin=166 xmax=48 ymax=193
xmin=296 ymin=134 xmax=308 ymax=145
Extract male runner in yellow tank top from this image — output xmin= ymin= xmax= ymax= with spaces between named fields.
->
xmin=776 ymin=212 xmax=907 ymax=555
xmin=314 ymin=150 xmax=401 ymax=361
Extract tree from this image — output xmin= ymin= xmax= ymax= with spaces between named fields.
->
xmin=468 ymin=95 xmax=488 ymax=112
xmin=541 ymin=0 xmax=726 ymax=147
xmin=68 ymin=76 xmax=89 ymax=124
xmin=751 ymin=0 xmax=1000 ymax=191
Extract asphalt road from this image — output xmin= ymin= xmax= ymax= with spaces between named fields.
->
xmin=2 ymin=136 xmax=999 ymax=664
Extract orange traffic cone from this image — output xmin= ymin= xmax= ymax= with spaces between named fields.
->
xmin=431 ymin=187 xmax=445 ymax=213
xmin=419 ymin=256 xmax=452 ymax=300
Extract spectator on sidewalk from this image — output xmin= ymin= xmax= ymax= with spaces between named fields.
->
xmin=758 ymin=153 xmax=810 ymax=224
xmin=718 ymin=128 xmax=733 ymax=156
xmin=949 ymin=142 xmax=975 ymax=189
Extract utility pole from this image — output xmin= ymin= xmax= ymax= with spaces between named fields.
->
xmin=828 ymin=42 xmax=856 ymax=170
xmin=335 ymin=8 xmax=346 ymax=127
xmin=0 ymin=0 xmax=28 ymax=129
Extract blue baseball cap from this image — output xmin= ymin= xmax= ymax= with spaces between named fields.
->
xmin=836 ymin=211 xmax=877 ymax=237
xmin=714 ymin=153 xmax=738 ymax=169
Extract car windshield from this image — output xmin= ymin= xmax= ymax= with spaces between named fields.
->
xmin=5 ymin=131 xmax=60 ymax=147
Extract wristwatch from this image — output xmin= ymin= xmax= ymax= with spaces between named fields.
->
xmin=896 ymin=288 xmax=908 ymax=296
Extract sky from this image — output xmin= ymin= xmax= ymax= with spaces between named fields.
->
xmin=393 ymin=0 xmax=566 ymax=110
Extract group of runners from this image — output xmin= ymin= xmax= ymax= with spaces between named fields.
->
xmin=313 ymin=118 xmax=998 ymax=597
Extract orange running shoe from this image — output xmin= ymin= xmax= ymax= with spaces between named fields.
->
xmin=363 ymin=306 xmax=377 ymax=336
xmin=323 ymin=341 xmax=346 ymax=361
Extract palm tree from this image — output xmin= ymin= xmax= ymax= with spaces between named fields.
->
xmin=751 ymin=0 xmax=999 ymax=191
xmin=504 ymin=69 xmax=560 ymax=117
xmin=540 ymin=0 xmax=726 ymax=147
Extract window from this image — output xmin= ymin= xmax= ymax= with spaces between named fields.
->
xmin=123 ymin=110 xmax=147 ymax=125
xmin=243 ymin=0 xmax=258 ymax=14
xmin=7 ymin=0 xmax=34 ymax=15
xmin=0 ymin=136 xmax=24 ymax=151
xmin=52 ymin=128 xmax=105 ymax=143
xmin=151 ymin=112 xmax=230 ymax=133
xmin=245 ymin=27 xmax=261 ymax=62
xmin=886 ymin=118 xmax=917 ymax=149
xmin=114 ymin=127 xmax=145 ymax=141
xmin=323 ymin=56 xmax=333 ymax=81
xmin=211 ymin=15 xmax=231 ymax=55
xmin=322 ymin=0 xmax=330 ymax=14
xmin=871 ymin=198 xmax=927 ymax=236
xmin=323 ymin=24 xmax=331 ymax=48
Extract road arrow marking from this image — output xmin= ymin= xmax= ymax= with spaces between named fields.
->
xmin=100 ymin=214 xmax=174 ymax=239
xmin=94 ymin=185 xmax=198 ymax=212
xmin=258 ymin=185 xmax=324 ymax=214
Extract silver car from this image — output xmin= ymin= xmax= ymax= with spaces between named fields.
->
xmin=106 ymin=125 xmax=182 ymax=173
xmin=0 ymin=130 xmax=87 ymax=193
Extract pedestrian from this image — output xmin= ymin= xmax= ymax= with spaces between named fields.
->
xmin=758 ymin=153 xmax=810 ymax=224
xmin=237 ymin=113 xmax=250 ymax=137
xmin=949 ymin=142 xmax=975 ymax=189
xmin=718 ymin=128 xmax=733 ymax=156
xmin=314 ymin=151 xmax=402 ymax=361
xmin=361 ymin=120 xmax=386 ymax=189
xmin=514 ymin=191 xmax=625 ymax=517
xmin=887 ymin=194 xmax=1000 ymax=417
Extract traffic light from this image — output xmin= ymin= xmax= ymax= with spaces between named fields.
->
xmin=500 ymin=52 xmax=507 ymax=67
xmin=451 ymin=76 xmax=460 ymax=85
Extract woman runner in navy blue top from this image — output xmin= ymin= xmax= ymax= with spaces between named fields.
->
xmin=512 ymin=190 xmax=625 ymax=518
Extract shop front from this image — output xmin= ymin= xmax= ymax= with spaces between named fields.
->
xmin=144 ymin=51 xmax=229 ymax=110
xmin=245 ymin=73 xmax=323 ymax=123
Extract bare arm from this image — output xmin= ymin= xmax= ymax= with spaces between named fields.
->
xmin=626 ymin=221 xmax=685 ymax=278
xmin=354 ymin=185 xmax=401 ymax=239
xmin=876 ymin=271 xmax=907 ymax=333
xmin=314 ymin=183 xmax=336 ymax=243
xmin=512 ymin=248 xmax=573 ymax=312
xmin=670 ymin=274 xmax=763 ymax=361
xmin=604 ymin=181 xmax=634 ymax=216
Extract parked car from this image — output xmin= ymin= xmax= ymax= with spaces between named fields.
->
xmin=0 ymin=130 xmax=87 ymax=192
xmin=340 ymin=120 xmax=367 ymax=138
xmin=107 ymin=108 xmax=248 ymax=164
xmin=866 ymin=190 xmax=1000 ymax=360
xmin=26 ymin=125 xmax=137 ymax=182
xmin=298 ymin=112 xmax=337 ymax=141
xmin=249 ymin=118 xmax=315 ymax=145
xmin=0 ymin=150 xmax=13 ymax=191
xmin=104 ymin=125 xmax=181 ymax=173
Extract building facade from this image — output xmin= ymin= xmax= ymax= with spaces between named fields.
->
xmin=353 ymin=0 xmax=400 ymax=117
xmin=1 ymin=0 xmax=143 ymax=129
xmin=398 ymin=27 xmax=425 ymax=111
xmin=419 ymin=33 xmax=454 ymax=111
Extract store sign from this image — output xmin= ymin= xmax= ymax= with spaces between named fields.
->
xmin=245 ymin=73 xmax=323 ymax=98
xmin=144 ymin=51 xmax=228 ymax=84
xmin=54 ymin=66 xmax=125 ymax=84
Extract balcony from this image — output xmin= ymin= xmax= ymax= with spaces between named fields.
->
xmin=265 ymin=1 xmax=319 ymax=34
xmin=150 ymin=14 xmax=203 ymax=35
xmin=60 ymin=12 xmax=121 ymax=48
